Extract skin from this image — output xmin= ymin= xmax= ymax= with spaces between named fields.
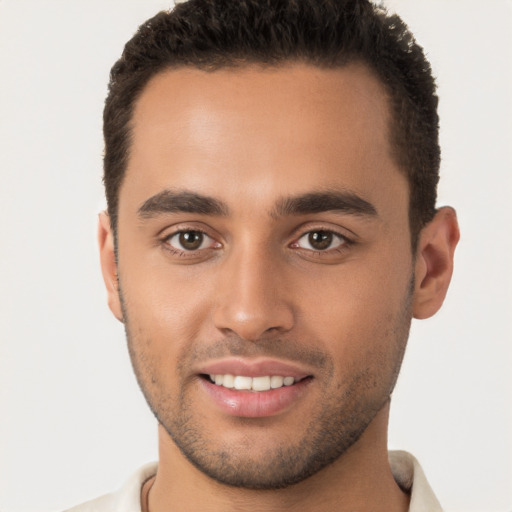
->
xmin=99 ymin=63 xmax=459 ymax=511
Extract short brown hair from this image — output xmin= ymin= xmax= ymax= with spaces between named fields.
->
xmin=104 ymin=0 xmax=440 ymax=248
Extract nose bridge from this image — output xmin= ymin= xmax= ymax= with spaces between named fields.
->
xmin=213 ymin=240 xmax=294 ymax=340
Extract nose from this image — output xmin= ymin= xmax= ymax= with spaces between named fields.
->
xmin=213 ymin=247 xmax=295 ymax=341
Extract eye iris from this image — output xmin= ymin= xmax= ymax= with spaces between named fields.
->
xmin=179 ymin=231 xmax=203 ymax=250
xmin=308 ymin=231 xmax=333 ymax=250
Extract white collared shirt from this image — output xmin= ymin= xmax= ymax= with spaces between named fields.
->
xmin=63 ymin=450 xmax=442 ymax=511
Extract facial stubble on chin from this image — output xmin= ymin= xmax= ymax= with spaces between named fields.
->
xmin=118 ymin=276 xmax=413 ymax=490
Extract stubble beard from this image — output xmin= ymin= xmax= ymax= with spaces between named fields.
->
xmin=119 ymin=281 xmax=413 ymax=490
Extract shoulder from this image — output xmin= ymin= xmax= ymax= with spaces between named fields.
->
xmin=389 ymin=450 xmax=443 ymax=512
xmin=62 ymin=462 xmax=158 ymax=512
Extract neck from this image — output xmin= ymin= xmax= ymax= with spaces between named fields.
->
xmin=147 ymin=402 xmax=409 ymax=512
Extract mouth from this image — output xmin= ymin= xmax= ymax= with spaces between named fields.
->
xmin=196 ymin=359 xmax=314 ymax=418
xmin=202 ymin=373 xmax=309 ymax=392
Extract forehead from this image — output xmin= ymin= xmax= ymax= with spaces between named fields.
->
xmin=122 ymin=62 xmax=406 ymax=217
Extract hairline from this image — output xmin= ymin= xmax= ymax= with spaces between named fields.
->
xmin=110 ymin=57 xmax=421 ymax=253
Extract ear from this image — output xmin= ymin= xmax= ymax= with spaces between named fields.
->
xmin=98 ymin=211 xmax=124 ymax=322
xmin=412 ymin=207 xmax=460 ymax=319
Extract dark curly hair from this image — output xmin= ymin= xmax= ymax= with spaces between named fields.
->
xmin=104 ymin=0 xmax=440 ymax=248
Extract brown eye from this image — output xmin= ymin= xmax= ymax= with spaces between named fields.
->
xmin=167 ymin=231 xmax=210 ymax=251
xmin=308 ymin=231 xmax=333 ymax=250
xmin=296 ymin=230 xmax=345 ymax=251
xmin=179 ymin=231 xmax=204 ymax=250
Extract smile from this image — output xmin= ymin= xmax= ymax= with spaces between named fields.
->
xmin=200 ymin=373 xmax=312 ymax=418
xmin=208 ymin=374 xmax=298 ymax=391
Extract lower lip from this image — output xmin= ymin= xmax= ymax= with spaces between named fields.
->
xmin=200 ymin=377 xmax=312 ymax=418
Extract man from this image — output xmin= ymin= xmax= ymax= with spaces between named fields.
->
xmin=67 ymin=0 xmax=459 ymax=510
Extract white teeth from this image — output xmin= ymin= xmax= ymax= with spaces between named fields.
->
xmin=234 ymin=376 xmax=252 ymax=390
xmin=283 ymin=376 xmax=295 ymax=386
xmin=208 ymin=374 xmax=297 ymax=391
xmin=252 ymin=376 xmax=271 ymax=391
xmin=222 ymin=374 xmax=235 ymax=388
xmin=270 ymin=376 xmax=284 ymax=388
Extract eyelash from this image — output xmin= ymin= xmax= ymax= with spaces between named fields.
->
xmin=160 ymin=227 xmax=354 ymax=259
xmin=291 ymin=230 xmax=351 ymax=252
xmin=161 ymin=229 xmax=219 ymax=258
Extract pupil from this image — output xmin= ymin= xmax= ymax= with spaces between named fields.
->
xmin=309 ymin=231 xmax=332 ymax=250
xmin=179 ymin=231 xmax=203 ymax=250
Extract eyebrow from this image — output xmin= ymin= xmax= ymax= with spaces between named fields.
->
xmin=138 ymin=189 xmax=229 ymax=218
xmin=272 ymin=191 xmax=378 ymax=218
xmin=137 ymin=188 xmax=377 ymax=220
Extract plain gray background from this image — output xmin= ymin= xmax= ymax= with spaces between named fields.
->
xmin=0 ymin=1 xmax=511 ymax=510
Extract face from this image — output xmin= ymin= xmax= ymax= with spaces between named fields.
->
xmin=110 ymin=63 xmax=415 ymax=489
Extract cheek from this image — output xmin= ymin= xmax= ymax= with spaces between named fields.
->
xmin=117 ymin=262 xmax=219 ymax=399
xmin=295 ymin=252 xmax=413 ymax=360
xmin=299 ymin=277 xmax=412 ymax=408
xmin=120 ymin=273 xmax=205 ymax=398
xmin=119 ymin=248 xmax=215 ymax=340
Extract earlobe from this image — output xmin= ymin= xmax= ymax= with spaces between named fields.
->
xmin=98 ymin=211 xmax=124 ymax=323
xmin=412 ymin=207 xmax=460 ymax=319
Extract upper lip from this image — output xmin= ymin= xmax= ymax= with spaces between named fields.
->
xmin=196 ymin=357 xmax=312 ymax=379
